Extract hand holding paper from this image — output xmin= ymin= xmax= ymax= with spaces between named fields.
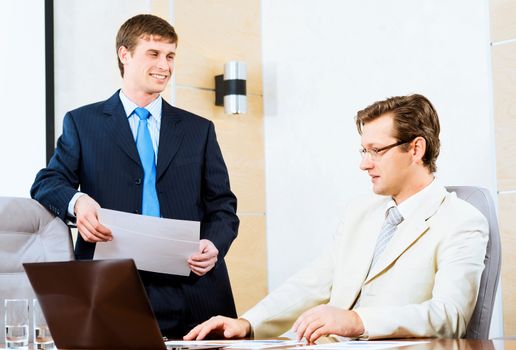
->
xmin=188 ymin=239 xmax=219 ymax=276
xmin=75 ymin=195 xmax=112 ymax=242
xmin=93 ymin=208 xmax=200 ymax=276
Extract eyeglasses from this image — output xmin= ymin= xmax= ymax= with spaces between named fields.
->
xmin=359 ymin=139 xmax=412 ymax=161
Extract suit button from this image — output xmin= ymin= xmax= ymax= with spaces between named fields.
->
xmin=134 ymin=209 xmax=139 ymax=214
xmin=135 ymin=178 xmax=142 ymax=185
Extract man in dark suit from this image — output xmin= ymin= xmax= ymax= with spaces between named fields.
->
xmin=31 ymin=14 xmax=239 ymax=337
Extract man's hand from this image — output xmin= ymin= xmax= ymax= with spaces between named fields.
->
xmin=74 ymin=195 xmax=112 ymax=242
xmin=292 ymin=305 xmax=364 ymax=343
xmin=184 ymin=316 xmax=251 ymax=340
xmin=188 ymin=239 xmax=219 ymax=276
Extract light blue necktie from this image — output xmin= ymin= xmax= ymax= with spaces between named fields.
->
xmin=134 ymin=107 xmax=160 ymax=217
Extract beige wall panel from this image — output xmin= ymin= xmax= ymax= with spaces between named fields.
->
xmin=175 ymin=87 xmax=265 ymax=213
xmin=498 ymin=193 xmax=516 ymax=335
xmin=172 ymin=0 xmax=266 ymax=317
xmin=491 ymin=0 xmax=516 ymax=42
xmin=492 ymin=43 xmax=516 ymax=191
xmin=151 ymin=0 xmax=169 ymax=16
xmin=173 ymin=0 xmax=262 ymax=94
xmin=225 ymin=215 xmax=267 ymax=315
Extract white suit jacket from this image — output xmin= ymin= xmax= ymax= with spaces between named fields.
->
xmin=242 ymin=184 xmax=488 ymax=339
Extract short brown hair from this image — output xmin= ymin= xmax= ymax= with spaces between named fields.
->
xmin=355 ymin=94 xmax=440 ymax=173
xmin=116 ymin=14 xmax=178 ymax=77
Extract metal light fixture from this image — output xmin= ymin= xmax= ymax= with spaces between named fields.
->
xmin=215 ymin=61 xmax=247 ymax=114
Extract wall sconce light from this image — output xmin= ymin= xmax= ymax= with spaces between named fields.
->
xmin=215 ymin=61 xmax=247 ymax=115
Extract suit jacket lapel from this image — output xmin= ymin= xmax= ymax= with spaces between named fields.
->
xmin=356 ymin=203 xmax=386 ymax=280
xmin=342 ymin=203 xmax=386 ymax=308
xmin=156 ymin=100 xmax=185 ymax=181
xmin=365 ymin=184 xmax=448 ymax=283
xmin=103 ymin=91 xmax=141 ymax=167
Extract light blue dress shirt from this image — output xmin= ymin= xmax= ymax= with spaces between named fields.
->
xmin=118 ymin=90 xmax=162 ymax=161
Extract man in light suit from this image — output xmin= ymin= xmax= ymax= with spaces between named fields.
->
xmin=31 ymin=14 xmax=239 ymax=337
xmin=184 ymin=94 xmax=488 ymax=341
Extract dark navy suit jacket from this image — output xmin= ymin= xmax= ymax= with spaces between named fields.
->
xmin=31 ymin=91 xmax=239 ymax=336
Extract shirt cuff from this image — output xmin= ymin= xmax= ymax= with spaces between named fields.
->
xmin=68 ymin=192 xmax=85 ymax=217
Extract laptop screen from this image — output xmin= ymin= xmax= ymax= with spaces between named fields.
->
xmin=24 ymin=259 xmax=167 ymax=350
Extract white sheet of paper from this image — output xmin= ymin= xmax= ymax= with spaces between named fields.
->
xmin=224 ymin=340 xmax=304 ymax=349
xmin=165 ymin=340 xmax=241 ymax=347
xmin=164 ymin=340 xmax=304 ymax=350
xmin=93 ymin=208 xmax=200 ymax=276
xmin=298 ymin=341 xmax=430 ymax=350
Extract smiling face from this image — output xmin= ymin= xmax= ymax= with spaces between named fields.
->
xmin=118 ymin=35 xmax=176 ymax=103
xmin=359 ymin=113 xmax=417 ymax=202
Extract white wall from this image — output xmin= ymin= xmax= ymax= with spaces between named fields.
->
xmin=0 ymin=0 xmax=46 ymax=197
xmin=261 ymin=0 xmax=501 ymax=336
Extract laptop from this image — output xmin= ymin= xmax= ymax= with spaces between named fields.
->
xmin=24 ymin=259 xmax=167 ymax=350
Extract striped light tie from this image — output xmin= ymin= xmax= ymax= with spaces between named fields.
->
xmin=353 ymin=206 xmax=404 ymax=309
xmin=370 ymin=206 xmax=404 ymax=268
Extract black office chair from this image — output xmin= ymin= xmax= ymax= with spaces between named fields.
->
xmin=446 ymin=186 xmax=501 ymax=339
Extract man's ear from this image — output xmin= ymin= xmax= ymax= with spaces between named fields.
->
xmin=412 ymin=136 xmax=427 ymax=163
xmin=118 ymin=46 xmax=129 ymax=64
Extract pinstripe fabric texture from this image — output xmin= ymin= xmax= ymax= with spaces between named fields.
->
xmin=370 ymin=206 xmax=404 ymax=268
xmin=30 ymin=90 xmax=239 ymax=337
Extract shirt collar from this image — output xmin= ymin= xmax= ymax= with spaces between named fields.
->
xmin=383 ymin=177 xmax=438 ymax=219
xmin=119 ymin=90 xmax=162 ymax=122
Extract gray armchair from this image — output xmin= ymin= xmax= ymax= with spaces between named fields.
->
xmin=446 ymin=186 xmax=501 ymax=339
xmin=0 ymin=197 xmax=74 ymax=339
